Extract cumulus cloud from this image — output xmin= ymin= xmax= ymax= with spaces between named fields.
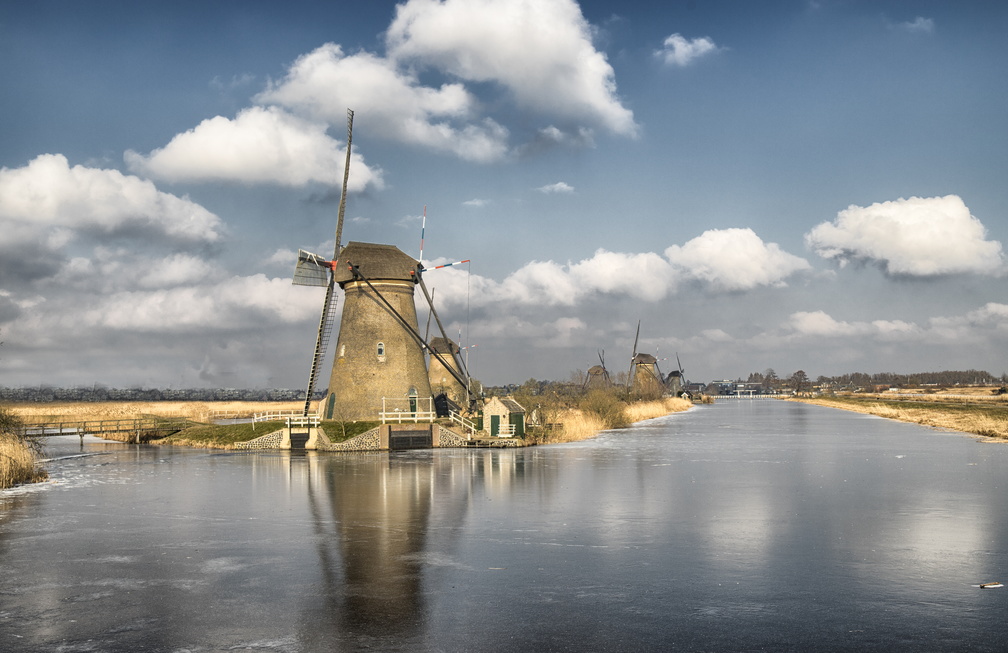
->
xmin=775 ymin=303 xmax=1008 ymax=351
xmin=125 ymin=106 xmax=382 ymax=190
xmin=257 ymin=44 xmax=510 ymax=163
xmin=665 ymin=228 xmax=812 ymax=291
xmin=426 ymin=230 xmax=809 ymax=309
xmin=537 ymin=181 xmax=574 ymax=194
xmin=0 ymin=154 xmax=224 ymax=285
xmin=386 ymin=0 xmax=637 ymax=138
xmin=805 ymin=195 xmax=1005 ymax=277
xmin=81 ymin=274 xmax=319 ymax=333
xmin=655 ymin=33 xmax=720 ymax=67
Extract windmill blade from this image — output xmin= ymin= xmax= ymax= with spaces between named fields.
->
xmin=676 ymin=352 xmax=684 ymax=375
xmin=293 ymin=249 xmax=332 ymax=287
xmin=422 ymin=259 xmax=470 ymax=271
xmin=627 ymin=320 xmax=640 ymax=391
xmin=331 ymin=109 xmax=354 ymax=260
xmin=301 ymin=279 xmax=338 ymax=416
xmin=301 ymin=108 xmax=352 ymax=417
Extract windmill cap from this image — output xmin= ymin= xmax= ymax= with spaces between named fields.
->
xmin=334 ymin=241 xmax=419 ymax=284
xmin=429 ymin=337 xmax=460 ymax=354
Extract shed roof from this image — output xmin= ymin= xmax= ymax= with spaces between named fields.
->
xmin=334 ymin=241 xmax=419 ymax=285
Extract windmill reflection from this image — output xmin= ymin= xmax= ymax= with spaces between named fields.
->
xmin=293 ymin=448 xmax=525 ymax=646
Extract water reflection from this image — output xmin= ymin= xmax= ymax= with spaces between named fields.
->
xmin=1 ymin=405 xmax=1007 ymax=651
xmin=289 ymin=449 xmax=533 ymax=647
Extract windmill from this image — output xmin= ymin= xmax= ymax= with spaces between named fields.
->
xmin=665 ymin=353 xmax=689 ymax=398
xmin=582 ymin=349 xmax=612 ymax=390
xmin=627 ymin=321 xmax=665 ymax=396
xmin=293 ymin=111 xmax=476 ymax=422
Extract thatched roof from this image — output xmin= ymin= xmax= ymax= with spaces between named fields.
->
xmin=334 ymin=241 xmax=418 ymax=284
xmin=429 ymin=337 xmax=460 ymax=355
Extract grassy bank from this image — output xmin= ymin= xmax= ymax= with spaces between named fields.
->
xmin=1 ymin=409 xmax=48 ymax=489
xmin=788 ymin=395 xmax=1008 ymax=440
xmin=157 ymin=420 xmax=379 ymax=448
xmin=525 ymin=395 xmax=694 ymax=445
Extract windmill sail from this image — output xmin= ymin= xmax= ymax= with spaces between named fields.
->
xmin=292 ymin=250 xmax=332 ymax=287
xmin=300 ymin=109 xmax=354 ymax=417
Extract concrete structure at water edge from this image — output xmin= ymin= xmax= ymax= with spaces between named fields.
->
xmin=322 ymin=242 xmax=434 ymax=422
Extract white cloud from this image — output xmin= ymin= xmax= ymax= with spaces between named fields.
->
xmin=463 ymin=198 xmax=489 ymax=208
xmin=428 ymin=231 xmax=808 ymax=310
xmin=537 ymin=181 xmax=575 ymax=194
xmin=0 ymin=155 xmax=224 ymax=285
xmin=124 ymin=106 xmax=382 ymax=190
xmin=386 ymin=0 xmax=637 ymax=137
xmin=665 ymin=228 xmax=812 ymax=291
xmin=257 ymin=44 xmax=510 ymax=163
xmin=805 ymin=195 xmax=1005 ymax=277
xmin=896 ymin=17 xmax=934 ymax=33
xmin=781 ymin=304 xmax=1008 ymax=345
xmin=928 ymin=302 xmax=1008 ymax=340
xmin=655 ymin=33 xmax=720 ymax=67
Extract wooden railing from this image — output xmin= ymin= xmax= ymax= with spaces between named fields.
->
xmin=448 ymin=410 xmax=477 ymax=434
xmin=380 ymin=397 xmax=435 ymax=424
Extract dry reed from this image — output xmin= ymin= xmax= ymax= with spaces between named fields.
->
xmin=0 ymin=435 xmax=47 ymax=489
xmin=547 ymin=397 xmax=693 ymax=444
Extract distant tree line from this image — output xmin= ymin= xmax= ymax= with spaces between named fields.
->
xmin=0 ymin=386 xmax=326 ymax=403
xmin=741 ymin=369 xmax=1005 ymax=393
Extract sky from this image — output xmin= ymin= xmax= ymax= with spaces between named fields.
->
xmin=1 ymin=0 xmax=1006 ymax=390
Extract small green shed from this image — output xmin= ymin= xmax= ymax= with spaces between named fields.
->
xmin=483 ymin=396 xmax=526 ymax=438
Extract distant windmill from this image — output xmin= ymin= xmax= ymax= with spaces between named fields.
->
xmin=292 ymin=110 xmax=474 ymax=421
xmin=665 ymin=353 xmax=689 ymax=398
xmin=583 ymin=349 xmax=612 ymax=390
xmin=627 ymin=321 xmax=665 ymax=396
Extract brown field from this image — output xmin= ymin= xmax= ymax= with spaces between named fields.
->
xmin=789 ymin=393 xmax=1008 ymax=440
xmin=2 ymin=400 xmax=309 ymax=425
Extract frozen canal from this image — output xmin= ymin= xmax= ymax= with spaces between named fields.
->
xmin=2 ymin=400 xmax=1007 ymax=651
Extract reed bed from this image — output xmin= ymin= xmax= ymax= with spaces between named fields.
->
xmin=0 ymin=435 xmax=47 ymax=489
xmin=538 ymin=396 xmax=693 ymax=444
xmin=791 ymin=397 xmax=1008 ymax=440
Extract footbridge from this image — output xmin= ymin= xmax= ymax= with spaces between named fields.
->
xmin=22 ymin=416 xmax=192 ymax=443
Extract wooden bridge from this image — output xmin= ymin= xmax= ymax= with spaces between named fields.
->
xmin=23 ymin=416 xmax=192 ymax=443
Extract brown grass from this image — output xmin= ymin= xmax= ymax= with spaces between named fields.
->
xmin=790 ymin=396 xmax=1008 ymax=440
xmin=0 ymin=435 xmax=48 ymax=489
xmin=541 ymin=397 xmax=693 ymax=444
xmin=3 ymin=401 xmax=308 ymax=425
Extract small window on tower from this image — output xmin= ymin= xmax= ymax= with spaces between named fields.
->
xmin=377 ymin=342 xmax=385 ymax=356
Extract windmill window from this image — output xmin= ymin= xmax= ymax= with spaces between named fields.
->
xmin=377 ymin=342 xmax=385 ymax=356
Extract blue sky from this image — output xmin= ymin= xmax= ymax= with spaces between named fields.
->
xmin=1 ymin=0 xmax=1006 ymax=389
